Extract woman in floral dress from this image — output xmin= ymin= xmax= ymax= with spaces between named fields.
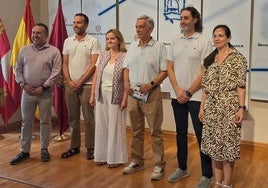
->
xmin=199 ymin=25 xmax=247 ymax=188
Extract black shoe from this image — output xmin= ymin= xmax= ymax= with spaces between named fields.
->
xmin=61 ymin=148 xmax=80 ymax=159
xmin=86 ymin=148 xmax=94 ymax=160
xmin=10 ymin=152 xmax=30 ymax=165
xmin=41 ymin=149 xmax=50 ymax=162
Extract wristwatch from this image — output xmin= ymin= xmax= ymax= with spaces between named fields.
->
xmin=42 ymin=85 xmax=50 ymax=91
xmin=185 ymin=90 xmax=192 ymax=98
xmin=238 ymin=105 xmax=246 ymax=110
xmin=20 ymin=82 xmax=26 ymax=88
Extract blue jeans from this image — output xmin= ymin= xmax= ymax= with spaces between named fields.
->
xmin=171 ymin=99 xmax=212 ymax=178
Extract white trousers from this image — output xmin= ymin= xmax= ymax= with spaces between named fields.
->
xmin=94 ymin=89 xmax=128 ymax=164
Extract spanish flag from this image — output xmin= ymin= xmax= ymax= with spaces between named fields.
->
xmin=9 ymin=0 xmax=34 ymax=108
xmin=0 ymin=19 xmax=17 ymax=125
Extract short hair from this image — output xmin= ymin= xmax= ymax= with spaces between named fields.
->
xmin=105 ymin=29 xmax=127 ymax=52
xmin=34 ymin=23 xmax=49 ymax=35
xmin=181 ymin=6 xmax=203 ymax=32
xmin=137 ymin=15 xmax=154 ymax=29
xmin=75 ymin=13 xmax=89 ymax=24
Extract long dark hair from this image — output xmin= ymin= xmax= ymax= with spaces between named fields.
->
xmin=181 ymin=6 xmax=203 ymax=32
xmin=204 ymin=25 xmax=234 ymax=68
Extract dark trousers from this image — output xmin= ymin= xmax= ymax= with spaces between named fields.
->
xmin=171 ymin=99 xmax=212 ymax=178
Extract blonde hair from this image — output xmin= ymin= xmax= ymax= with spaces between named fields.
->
xmin=105 ymin=29 xmax=127 ymax=52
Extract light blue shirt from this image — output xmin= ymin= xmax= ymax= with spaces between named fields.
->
xmin=123 ymin=38 xmax=167 ymax=86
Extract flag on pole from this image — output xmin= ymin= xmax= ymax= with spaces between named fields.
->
xmin=49 ymin=0 xmax=69 ymax=135
xmin=9 ymin=0 xmax=34 ymax=108
xmin=0 ymin=19 xmax=17 ymax=125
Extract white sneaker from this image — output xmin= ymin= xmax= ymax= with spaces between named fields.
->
xmin=123 ymin=162 xmax=145 ymax=175
xmin=151 ymin=166 xmax=165 ymax=181
xmin=168 ymin=168 xmax=189 ymax=182
xmin=196 ymin=176 xmax=211 ymax=188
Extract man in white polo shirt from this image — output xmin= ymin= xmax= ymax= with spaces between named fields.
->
xmin=123 ymin=15 xmax=167 ymax=181
xmin=167 ymin=6 xmax=213 ymax=188
xmin=61 ymin=13 xmax=101 ymax=160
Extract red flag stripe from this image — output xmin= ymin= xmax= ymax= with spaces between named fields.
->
xmin=0 ymin=19 xmax=17 ymax=125
xmin=49 ymin=0 xmax=70 ymax=135
xmin=24 ymin=0 xmax=34 ymax=43
xmin=0 ymin=19 xmax=11 ymax=58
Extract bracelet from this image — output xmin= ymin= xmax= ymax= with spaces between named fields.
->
xmin=150 ymin=81 xmax=155 ymax=86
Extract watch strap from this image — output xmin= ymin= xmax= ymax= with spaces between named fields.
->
xmin=185 ymin=90 xmax=192 ymax=98
xmin=238 ymin=105 xmax=246 ymax=110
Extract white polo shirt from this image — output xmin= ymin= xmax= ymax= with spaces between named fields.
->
xmin=123 ymin=38 xmax=167 ymax=86
xmin=63 ymin=34 xmax=101 ymax=84
xmin=167 ymin=32 xmax=212 ymax=101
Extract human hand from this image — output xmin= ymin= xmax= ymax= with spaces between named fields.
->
xmin=120 ymin=98 xmax=128 ymax=110
xmin=68 ymin=80 xmax=80 ymax=92
xmin=23 ymin=84 xmax=35 ymax=95
xmin=198 ymin=108 xmax=204 ymax=123
xmin=31 ymin=86 xmax=43 ymax=96
xmin=176 ymin=88 xmax=189 ymax=104
xmin=139 ymin=83 xmax=152 ymax=94
xmin=89 ymin=96 xmax=95 ymax=106
xmin=125 ymin=85 xmax=134 ymax=95
xmin=235 ymin=109 xmax=244 ymax=124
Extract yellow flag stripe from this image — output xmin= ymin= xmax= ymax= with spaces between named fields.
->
xmin=10 ymin=18 xmax=32 ymax=68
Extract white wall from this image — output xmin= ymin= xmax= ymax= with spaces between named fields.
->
xmin=0 ymin=0 xmax=268 ymax=145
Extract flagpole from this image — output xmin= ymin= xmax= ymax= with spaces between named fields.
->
xmin=51 ymin=133 xmax=70 ymax=142
xmin=50 ymin=0 xmax=70 ymax=142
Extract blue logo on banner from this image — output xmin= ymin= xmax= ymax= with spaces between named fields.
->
xmin=163 ymin=0 xmax=186 ymax=24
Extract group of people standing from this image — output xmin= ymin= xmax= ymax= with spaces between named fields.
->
xmin=9 ymin=6 xmax=247 ymax=188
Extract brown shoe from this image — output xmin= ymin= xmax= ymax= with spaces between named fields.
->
xmin=107 ymin=164 xmax=122 ymax=168
xmin=96 ymin=162 xmax=107 ymax=166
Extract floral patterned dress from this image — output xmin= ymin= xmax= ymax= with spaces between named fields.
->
xmin=201 ymin=49 xmax=247 ymax=161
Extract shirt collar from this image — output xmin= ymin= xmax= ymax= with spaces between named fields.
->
xmin=137 ymin=37 xmax=156 ymax=47
xmin=72 ymin=33 xmax=89 ymax=41
xmin=180 ymin=32 xmax=200 ymax=39
xmin=31 ymin=43 xmax=50 ymax=50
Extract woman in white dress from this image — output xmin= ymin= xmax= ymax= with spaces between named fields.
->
xmin=90 ymin=29 xmax=128 ymax=168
